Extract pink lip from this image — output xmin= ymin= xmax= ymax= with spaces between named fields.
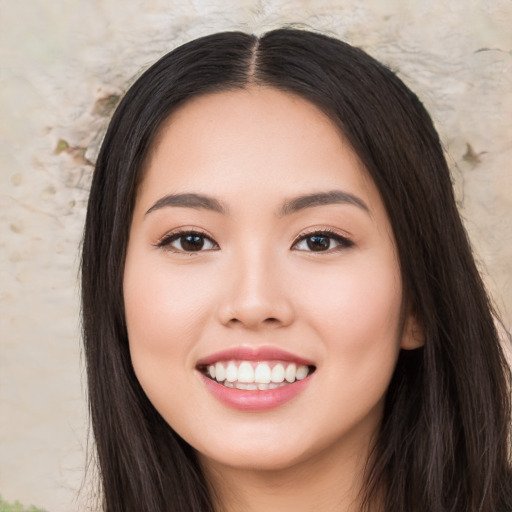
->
xmin=196 ymin=346 xmax=315 ymax=412
xmin=199 ymin=372 xmax=313 ymax=412
xmin=196 ymin=346 xmax=315 ymax=367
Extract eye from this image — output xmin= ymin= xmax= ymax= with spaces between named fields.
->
xmin=156 ymin=230 xmax=218 ymax=253
xmin=292 ymin=230 xmax=354 ymax=252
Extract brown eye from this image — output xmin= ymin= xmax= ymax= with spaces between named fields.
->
xmin=305 ymin=235 xmax=331 ymax=251
xmin=180 ymin=234 xmax=206 ymax=251
xmin=157 ymin=231 xmax=218 ymax=252
xmin=293 ymin=230 xmax=354 ymax=252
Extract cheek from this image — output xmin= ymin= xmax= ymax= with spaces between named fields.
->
xmin=294 ymin=253 xmax=403 ymax=387
xmin=297 ymin=252 xmax=403 ymax=339
xmin=122 ymin=250 xmax=211 ymax=396
xmin=124 ymin=252 xmax=216 ymax=347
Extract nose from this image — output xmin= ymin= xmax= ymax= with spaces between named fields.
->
xmin=216 ymin=251 xmax=295 ymax=330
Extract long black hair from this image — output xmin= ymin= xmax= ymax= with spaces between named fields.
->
xmin=81 ymin=28 xmax=512 ymax=512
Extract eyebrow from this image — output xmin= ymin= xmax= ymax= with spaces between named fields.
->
xmin=277 ymin=190 xmax=370 ymax=216
xmin=145 ymin=193 xmax=228 ymax=215
xmin=145 ymin=190 xmax=369 ymax=217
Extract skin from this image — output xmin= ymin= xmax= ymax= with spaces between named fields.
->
xmin=123 ymin=87 xmax=422 ymax=512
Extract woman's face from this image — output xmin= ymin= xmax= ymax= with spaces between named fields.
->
xmin=124 ymin=87 xmax=419 ymax=472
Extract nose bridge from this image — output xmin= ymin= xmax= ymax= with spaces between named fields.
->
xmin=218 ymin=242 xmax=293 ymax=329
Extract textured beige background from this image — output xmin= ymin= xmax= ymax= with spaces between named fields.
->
xmin=1 ymin=1 xmax=511 ymax=511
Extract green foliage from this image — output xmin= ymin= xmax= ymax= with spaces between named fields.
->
xmin=0 ymin=494 xmax=47 ymax=512
xmin=55 ymin=139 xmax=69 ymax=154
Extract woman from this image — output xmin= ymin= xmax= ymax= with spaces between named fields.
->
xmin=81 ymin=28 xmax=512 ymax=511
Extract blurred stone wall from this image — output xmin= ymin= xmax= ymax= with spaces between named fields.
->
xmin=1 ymin=1 xmax=511 ymax=510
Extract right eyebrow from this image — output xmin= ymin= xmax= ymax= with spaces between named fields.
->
xmin=145 ymin=193 xmax=229 ymax=216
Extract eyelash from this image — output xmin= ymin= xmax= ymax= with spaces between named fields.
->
xmin=155 ymin=229 xmax=218 ymax=254
xmin=155 ymin=228 xmax=354 ymax=254
xmin=292 ymin=229 xmax=354 ymax=253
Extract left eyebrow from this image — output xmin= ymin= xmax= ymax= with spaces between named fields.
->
xmin=277 ymin=190 xmax=370 ymax=217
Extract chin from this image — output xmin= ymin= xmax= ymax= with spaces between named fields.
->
xmin=198 ymin=443 xmax=312 ymax=473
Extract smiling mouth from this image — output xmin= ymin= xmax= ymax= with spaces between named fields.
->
xmin=199 ymin=361 xmax=316 ymax=390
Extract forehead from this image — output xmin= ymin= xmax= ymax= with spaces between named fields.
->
xmin=137 ymin=86 xmax=382 ymax=217
xmin=149 ymin=86 xmax=352 ymax=167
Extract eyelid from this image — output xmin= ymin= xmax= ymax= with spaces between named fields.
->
xmin=153 ymin=226 xmax=353 ymax=253
xmin=154 ymin=228 xmax=219 ymax=252
xmin=291 ymin=228 xmax=354 ymax=252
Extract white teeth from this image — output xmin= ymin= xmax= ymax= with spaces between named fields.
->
xmin=236 ymin=382 xmax=288 ymax=390
xmin=296 ymin=365 xmax=309 ymax=380
xmin=271 ymin=363 xmax=285 ymax=383
xmin=215 ymin=362 xmax=226 ymax=382
xmin=254 ymin=363 xmax=271 ymax=384
xmin=226 ymin=362 xmax=238 ymax=382
xmin=257 ymin=382 xmax=288 ymax=390
xmin=238 ymin=362 xmax=254 ymax=383
xmin=233 ymin=382 xmax=258 ymax=390
xmin=209 ymin=360 xmax=312 ymax=387
xmin=285 ymin=363 xmax=297 ymax=383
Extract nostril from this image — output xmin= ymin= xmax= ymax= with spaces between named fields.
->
xmin=227 ymin=317 xmax=281 ymax=327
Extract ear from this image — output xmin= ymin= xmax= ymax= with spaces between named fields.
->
xmin=400 ymin=307 xmax=424 ymax=350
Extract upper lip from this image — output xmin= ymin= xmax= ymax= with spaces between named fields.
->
xmin=196 ymin=346 xmax=315 ymax=367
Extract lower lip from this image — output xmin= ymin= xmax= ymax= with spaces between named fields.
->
xmin=200 ymin=373 xmax=312 ymax=412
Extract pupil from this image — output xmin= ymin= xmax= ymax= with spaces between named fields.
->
xmin=307 ymin=236 xmax=330 ymax=251
xmin=182 ymin=235 xmax=204 ymax=251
